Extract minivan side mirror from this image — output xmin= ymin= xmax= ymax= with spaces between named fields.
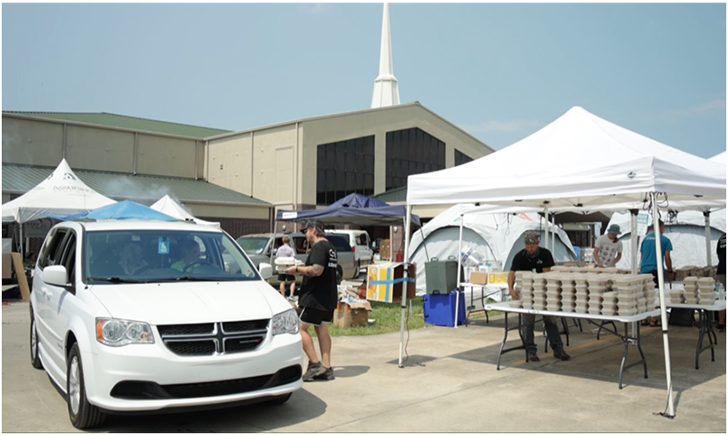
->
xmin=44 ymin=265 xmax=70 ymax=287
xmin=258 ymin=263 xmax=273 ymax=280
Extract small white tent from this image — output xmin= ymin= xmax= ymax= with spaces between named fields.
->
xmin=150 ymin=195 xmax=220 ymax=228
xmin=409 ymin=205 xmax=577 ymax=296
xmin=2 ymin=159 xmax=116 ymax=224
xmin=607 ymin=210 xmax=726 ymax=271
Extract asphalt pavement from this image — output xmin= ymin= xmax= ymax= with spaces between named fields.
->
xmin=2 ymin=296 xmax=725 ymax=433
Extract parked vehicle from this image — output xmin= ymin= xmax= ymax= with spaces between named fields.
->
xmin=236 ymin=232 xmax=357 ymax=285
xmin=30 ymin=220 xmax=302 ymax=429
xmin=325 ymin=229 xmax=373 ymax=270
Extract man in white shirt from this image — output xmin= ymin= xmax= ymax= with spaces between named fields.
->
xmin=593 ymin=224 xmax=623 ymax=268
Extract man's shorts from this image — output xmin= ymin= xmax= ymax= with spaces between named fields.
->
xmin=298 ymin=306 xmax=334 ymax=326
xmin=278 ymin=273 xmax=295 ymax=282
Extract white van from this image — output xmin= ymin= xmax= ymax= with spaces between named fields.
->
xmin=325 ymin=229 xmax=373 ymax=269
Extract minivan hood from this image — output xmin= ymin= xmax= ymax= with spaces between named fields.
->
xmin=89 ymin=280 xmax=288 ymax=324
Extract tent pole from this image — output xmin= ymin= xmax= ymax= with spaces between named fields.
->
xmin=630 ymin=210 xmax=639 ymax=274
xmin=454 ymin=213 xmax=464 ymax=328
xmin=398 ymin=205 xmax=413 ymax=367
xmin=551 ymin=213 xmax=556 ymax=253
xmin=543 ymin=205 xmax=550 ymax=253
xmin=703 ymin=211 xmax=712 ymax=268
xmin=651 ymin=193 xmax=675 ymax=418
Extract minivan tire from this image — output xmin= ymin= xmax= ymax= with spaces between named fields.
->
xmin=30 ymin=306 xmax=43 ymax=369
xmin=67 ymin=343 xmax=106 ymax=429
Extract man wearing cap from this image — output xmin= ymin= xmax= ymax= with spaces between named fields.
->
xmin=507 ymin=230 xmax=571 ymax=362
xmin=284 ymin=220 xmax=338 ymax=381
xmin=593 ymin=224 xmax=623 ymax=268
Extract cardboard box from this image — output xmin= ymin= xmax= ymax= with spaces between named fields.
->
xmin=366 ymin=262 xmax=416 ymax=303
xmin=333 ymin=302 xmax=370 ymax=328
xmin=2 ymin=253 xmax=12 ymax=279
xmin=488 ymin=272 xmax=509 ymax=284
xmin=379 ymin=239 xmax=391 ymax=260
xmin=469 ymin=271 xmax=488 ymax=285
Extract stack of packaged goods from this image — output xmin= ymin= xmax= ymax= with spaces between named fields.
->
xmin=669 ymin=287 xmax=685 ymax=304
xmin=532 ymin=275 xmax=547 ymax=310
xmin=545 ymin=273 xmax=562 ymax=312
xmin=614 ymin=275 xmax=641 ymax=316
xmin=560 ymin=273 xmax=576 ymax=313
xmin=587 ymin=274 xmax=608 ymax=315
xmin=698 ymin=277 xmax=716 ymax=305
xmin=574 ymin=274 xmax=589 ymax=314
xmin=601 ymin=290 xmax=618 ymax=316
xmin=519 ymin=271 xmax=534 ymax=309
xmin=683 ymin=277 xmax=699 ymax=304
xmin=642 ymin=275 xmax=658 ymax=308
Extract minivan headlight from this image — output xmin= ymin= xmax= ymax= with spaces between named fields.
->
xmin=96 ymin=318 xmax=154 ymax=346
xmin=271 ymin=309 xmax=299 ymax=336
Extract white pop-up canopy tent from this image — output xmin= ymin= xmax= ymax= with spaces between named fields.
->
xmin=150 ymin=195 xmax=220 ymax=228
xmin=403 ymin=106 xmax=726 ymax=417
xmin=409 ymin=205 xmax=578 ymax=296
xmin=2 ymin=159 xmax=116 ymax=224
xmin=2 ymin=159 xmax=117 ymax=257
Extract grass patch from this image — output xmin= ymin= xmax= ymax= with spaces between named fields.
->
xmin=325 ymin=298 xmax=428 ymax=337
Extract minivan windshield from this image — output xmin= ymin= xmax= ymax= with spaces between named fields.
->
xmin=85 ymin=230 xmax=259 ymax=284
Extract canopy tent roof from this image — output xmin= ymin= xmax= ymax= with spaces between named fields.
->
xmin=150 ymin=195 xmax=220 ymax=227
xmin=2 ymin=159 xmax=117 ymax=223
xmin=277 ymin=193 xmax=421 ymax=227
xmin=710 ymin=151 xmax=725 ymax=163
xmin=407 ymin=106 xmax=725 ymax=211
xmin=49 ymin=200 xmax=179 ymax=222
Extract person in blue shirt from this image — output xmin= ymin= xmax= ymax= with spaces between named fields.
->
xmin=639 ymin=220 xmax=674 ymax=327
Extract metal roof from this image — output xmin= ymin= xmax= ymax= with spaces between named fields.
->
xmin=3 ymin=112 xmax=230 ymax=139
xmin=371 ymin=186 xmax=407 ymax=204
xmin=2 ymin=164 xmax=270 ymax=207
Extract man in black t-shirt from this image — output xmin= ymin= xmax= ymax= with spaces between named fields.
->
xmin=507 ymin=231 xmax=571 ymax=362
xmin=284 ymin=220 xmax=338 ymax=381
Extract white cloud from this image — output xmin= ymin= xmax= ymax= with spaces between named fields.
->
xmin=458 ymin=119 xmax=543 ymax=133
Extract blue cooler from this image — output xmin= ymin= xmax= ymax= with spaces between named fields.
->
xmin=422 ymin=292 xmax=466 ymax=327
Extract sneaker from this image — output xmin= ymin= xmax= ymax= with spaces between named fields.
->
xmin=314 ymin=366 xmax=335 ymax=381
xmin=527 ymin=353 xmax=540 ymax=362
xmin=287 ymin=296 xmax=296 ymax=301
xmin=302 ymin=362 xmax=326 ymax=382
xmin=553 ymin=350 xmax=571 ymax=361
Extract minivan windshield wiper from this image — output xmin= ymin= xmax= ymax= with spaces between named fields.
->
xmin=175 ymin=276 xmax=221 ymax=282
xmin=87 ymin=276 xmax=146 ymax=284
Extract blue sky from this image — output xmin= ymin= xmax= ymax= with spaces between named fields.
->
xmin=2 ymin=3 xmax=726 ymax=158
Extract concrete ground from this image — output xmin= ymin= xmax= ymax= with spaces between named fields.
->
xmin=2 ymin=297 xmax=725 ymax=432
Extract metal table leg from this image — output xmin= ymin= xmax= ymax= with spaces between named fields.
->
xmin=618 ymin=321 xmax=648 ymax=389
xmin=496 ymin=312 xmax=526 ymax=370
xmin=695 ymin=309 xmax=716 ymax=370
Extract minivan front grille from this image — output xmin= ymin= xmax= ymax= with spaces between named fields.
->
xmin=157 ymin=320 xmax=269 ymax=356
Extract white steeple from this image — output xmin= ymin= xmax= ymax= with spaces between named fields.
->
xmin=371 ymin=3 xmax=400 ymax=108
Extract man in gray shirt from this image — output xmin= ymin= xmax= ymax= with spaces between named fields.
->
xmin=276 ymin=236 xmax=297 ymax=300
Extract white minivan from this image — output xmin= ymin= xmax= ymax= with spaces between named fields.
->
xmin=325 ymin=229 xmax=373 ymax=270
xmin=30 ymin=219 xmax=302 ymax=429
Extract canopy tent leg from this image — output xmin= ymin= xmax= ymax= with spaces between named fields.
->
xmin=398 ymin=205 xmax=413 ymax=367
xmin=454 ymin=215 xmax=464 ymax=328
xmin=544 ymin=204 xmax=550 ymax=250
xmin=703 ymin=211 xmax=712 ymax=268
xmin=630 ymin=209 xmax=639 ymax=274
xmin=551 ymin=213 xmax=556 ymax=253
xmin=651 ymin=193 xmax=675 ymax=418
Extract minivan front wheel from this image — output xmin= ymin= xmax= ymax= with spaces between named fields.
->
xmin=67 ymin=343 xmax=105 ymax=429
xmin=29 ymin=307 xmax=43 ymax=369
xmin=336 ymin=266 xmax=343 ymax=285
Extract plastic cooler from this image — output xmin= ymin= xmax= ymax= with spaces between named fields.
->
xmin=422 ymin=292 xmax=466 ymax=327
